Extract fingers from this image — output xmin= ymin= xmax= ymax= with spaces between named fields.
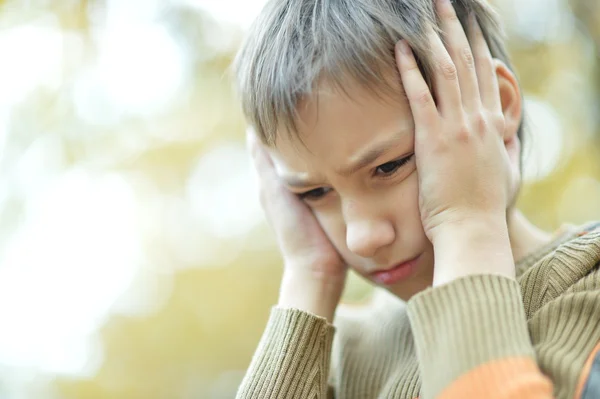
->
xmin=468 ymin=14 xmax=501 ymax=112
xmin=395 ymin=40 xmax=438 ymax=130
xmin=247 ymin=128 xmax=280 ymax=199
xmin=436 ymin=0 xmax=480 ymax=113
xmin=247 ymin=128 xmax=274 ymax=175
xmin=425 ymin=26 xmax=463 ymax=115
xmin=395 ymin=1 xmax=502 ymax=131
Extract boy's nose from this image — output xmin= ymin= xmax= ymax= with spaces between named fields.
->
xmin=346 ymin=219 xmax=395 ymax=258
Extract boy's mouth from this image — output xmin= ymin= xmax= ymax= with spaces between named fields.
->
xmin=370 ymin=255 xmax=421 ymax=285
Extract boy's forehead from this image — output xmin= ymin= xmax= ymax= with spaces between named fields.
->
xmin=297 ymin=82 xmax=409 ymax=132
xmin=270 ymin=92 xmax=415 ymax=180
xmin=267 ymin=141 xmax=323 ymax=187
xmin=293 ymin=77 xmax=407 ymax=129
xmin=264 ymin=73 xmax=414 ymax=178
xmin=309 ymin=72 xmax=406 ymax=105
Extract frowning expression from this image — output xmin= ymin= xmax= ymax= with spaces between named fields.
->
xmin=270 ymin=78 xmax=434 ymax=301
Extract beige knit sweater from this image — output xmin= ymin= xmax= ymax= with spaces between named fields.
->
xmin=236 ymin=222 xmax=600 ymax=399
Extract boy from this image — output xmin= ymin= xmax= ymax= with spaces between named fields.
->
xmin=234 ymin=0 xmax=600 ymax=397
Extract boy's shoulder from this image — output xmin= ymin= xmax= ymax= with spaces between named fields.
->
xmin=517 ymin=221 xmax=600 ymax=273
xmin=517 ymin=221 xmax=600 ymax=317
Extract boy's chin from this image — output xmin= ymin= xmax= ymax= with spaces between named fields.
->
xmin=384 ymin=281 xmax=430 ymax=302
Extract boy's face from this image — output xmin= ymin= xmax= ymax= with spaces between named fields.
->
xmin=269 ymin=78 xmax=436 ymax=301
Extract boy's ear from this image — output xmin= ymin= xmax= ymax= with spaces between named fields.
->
xmin=495 ymin=59 xmax=523 ymax=194
xmin=494 ymin=59 xmax=522 ymax=145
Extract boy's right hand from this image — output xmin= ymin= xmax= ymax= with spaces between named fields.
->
xmin=247 ymin=130 xmax=348 ymax=322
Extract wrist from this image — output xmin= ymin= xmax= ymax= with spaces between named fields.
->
xmin=430 ymin=213 xmax=507 ymax=242
xmin=431 ymin=218 xmax=515 ymax=286
xmin=278 ymin=269 xmax=345 ymax=323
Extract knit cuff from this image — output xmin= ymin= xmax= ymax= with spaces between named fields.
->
xmin=407 ymin=275 xmax=535 ymax=398
xmin=237 ymin=307 xmax=335 ymax=398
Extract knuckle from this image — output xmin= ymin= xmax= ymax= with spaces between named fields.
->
xmin=455 ymin=123 xmax=472 ymax=142
xmin=404 ymin=60 xmax=421 ymax=73
xmin=491 ymin=112 xmax=506 ymax=131
xmin=462 ymin=47 xmax=475 ymax=69
xmin=472 ymin=112 xmax=489 ymax=135
xmin=411 ymin=89 xmax=433 ymax=107
xmin=476 ymin=52 xmax=494 ymax=70
xmin=437 ymin=59 xmax=458 ymax=81
xmin=447 ymin=13 xmax=459 ymax=23
xmin=444 ymin=13 xmax=460 ymax=24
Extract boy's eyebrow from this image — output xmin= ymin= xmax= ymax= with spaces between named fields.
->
xmin=282 ymin=175 xmax=318 ymax=189
xmin=281 ymin=132 xmax=410 ymax=188
xmin=336 ymin=134 xmax=409 ymax=176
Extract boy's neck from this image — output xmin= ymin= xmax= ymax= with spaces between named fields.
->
xmin=507 ymin=209 xmax=554 ymax=263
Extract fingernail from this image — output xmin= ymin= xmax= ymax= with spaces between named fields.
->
xmin=397 ymin=40 xmax=410 ymax=55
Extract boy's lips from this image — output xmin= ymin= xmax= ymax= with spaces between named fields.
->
xmin=370 ymin=255 xmax=421 ymax=285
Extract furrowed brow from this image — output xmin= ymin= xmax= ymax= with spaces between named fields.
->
xmin=282 ymin=174 xmax=320 ymax=189
xmin=336 ymin=135 xmax=408 ymax=176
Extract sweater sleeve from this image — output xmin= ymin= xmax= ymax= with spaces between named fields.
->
xmin=406 ymin=272 xmax=600 ymax=399
xmin=235 ymin=307 xmax=336 ymax=399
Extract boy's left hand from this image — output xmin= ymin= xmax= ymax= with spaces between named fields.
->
xmin=395 ymin=0 xmax=516 ymax=285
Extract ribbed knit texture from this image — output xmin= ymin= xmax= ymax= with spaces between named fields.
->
xmin=407 ymin=275 xmax=535 ymax=398
xmin=236 ymin=308 xmax=336 ymax=398
xmin=236 ymin=223 xmax=600 ymax=399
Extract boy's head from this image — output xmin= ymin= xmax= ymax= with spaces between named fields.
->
xmin=235 ymin=0 xmax=522 ymax=146
xmin=235 ymin=0 xmax=524 ymax=300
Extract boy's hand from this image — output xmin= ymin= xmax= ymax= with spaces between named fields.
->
xmin=395 ymin=0 xmax=515 ymax=285
xmin=247 ymin=130 xmax=347 ymax=322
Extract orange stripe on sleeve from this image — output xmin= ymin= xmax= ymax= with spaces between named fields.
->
xmin=574 ymin=341 xmax=600 ymax=399
xmin=439 ymin=356 xmax=554 ymax=399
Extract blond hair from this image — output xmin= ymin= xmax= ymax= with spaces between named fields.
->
xmin=234 ymin=0 xmax=521 ymax=147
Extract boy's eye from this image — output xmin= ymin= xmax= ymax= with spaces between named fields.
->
xmin=375 ymin=154 xmax=414 ymax=177
xmin=297 ymin=187 xmax=332 ymax=202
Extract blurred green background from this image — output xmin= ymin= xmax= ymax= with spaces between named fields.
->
xmin=0 ymin=0 xmax=599 ymax=398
